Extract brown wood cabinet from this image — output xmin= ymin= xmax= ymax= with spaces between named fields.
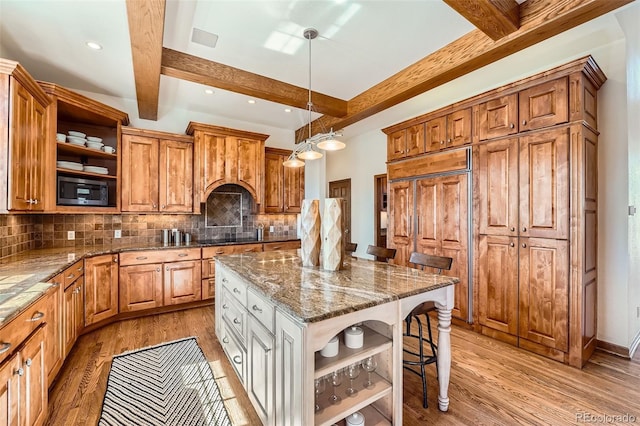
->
xmin=62 ymin=275 xmax=83 ymax=359
xmin=477 ymin=93 xmax=518 ymax=141
xmin=44 ymin=277 xmax=63 ymax=386
xmin=164 ymin=260 xmax=201 ymax=306
xmin=186 ymin=122 xmax=268 ymax=207
xmin=119 ymin=263 xmax=163 ymax=312
xmin=0 ymin=351 xmax=20 ymax=425
xmin=84 ymin=255 xmax=118 ymax=326
xmin=264 ymin=148 xmax=304 ymax=214
xmin=426 ymin=108 xmax=471 ymax=152
xmin=121 ymin=128 xmax=194 ymax=213
xmin=387 ymin=123 xmax=425 ymax=161
xmin=201 ymin=244 xmax=263 ymax=300
xmin=0 ymin=60 xmax=51 ymax=212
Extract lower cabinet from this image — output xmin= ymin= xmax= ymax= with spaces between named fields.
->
xmin=84 ymin=255 xmax=119 ymax=326
xmin=274 ymin=311 xmax=304 ymax=426
xmin=0 ymin=326 xmax=47 ymax=426
xmin=119 ymin=263 xmax=163 ymax=312
xmin=44 ymin=278 xmax=63 ymax=386
xmin=247 ymin=316 xmax=275 ymax=425
xmin=63 ymin=276 xmax=84 ymax=358
xmin=164 ymin=260 xmax=201 ymax=305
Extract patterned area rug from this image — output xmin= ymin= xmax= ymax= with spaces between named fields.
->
xmin=99 ymin=337 xmax=232 ymax=426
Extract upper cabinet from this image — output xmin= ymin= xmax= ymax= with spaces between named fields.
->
xmin=264 ymin=148 xmax=304 ymax=214
xmin=0 ymin=59 xmax=51 ymax=212
xmin=121 ymin=128 xmax=194 ymax=213
xmin=387 ymin=123 xmax=424 ymax=161
xmin=425 ymin=108 xmax=472 ymax=152
xmin=186 ymin=122 xmax=268 ymax=209
xmin=38 ymin=81 xmax=129 ymax=212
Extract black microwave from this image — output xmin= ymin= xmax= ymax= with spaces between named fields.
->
xmin=57 ymin=176 xmax=109 ymax=206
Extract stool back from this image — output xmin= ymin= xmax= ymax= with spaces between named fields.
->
xmin=345 ymin=242 xmax=358 ymax=255
xmin=366 ymin=245 xmax=396 ymax=262
xmin=409 ymin=252 xmax=453 ymax=274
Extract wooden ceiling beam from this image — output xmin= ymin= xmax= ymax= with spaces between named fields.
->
xmin=444 ymin=0 xmax=520 ymax=40
xmin=296 ymin=0 xmax=632 ymax=142
xmin=125 ymin=0 xmax=166 ymax=120
xmin=161 ymin=48 xmax=348 ymax=118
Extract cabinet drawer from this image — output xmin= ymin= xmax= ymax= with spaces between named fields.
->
xmin=202 ymin=278 xmax=215 ymax=300
xmin=221 ymin=289 xmax=246 ymax=342
xmin=218 ymin=268 xmax=247 ymax=307
xmin=202 ymin=243 xmax=263 ymax=259
xmin=220 ymin=319 xmax=245 ymax=386
xmin=120 ymin=248 xmax=200 ymax=266
xmin=63 ymin=260 xmax=85 ymax=288
xmin=262 ymin=240 xmax=301 ymax=251
xmin=247 ymin=289 xmax=275 ymax=332
xmin=202 ymin=258 xmax=216 ymax=278
xmin=0 ymin=294 xmax=47 ymax=365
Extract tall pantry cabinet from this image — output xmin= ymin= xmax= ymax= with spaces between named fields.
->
xmin=384 ymin=56 xmax=604 ymax=367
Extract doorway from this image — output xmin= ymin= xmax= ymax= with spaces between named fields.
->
xmin=374 ymin=174 xmax=388 ymax=261
xmin=329 ymin=179 xmax=351 ymax=245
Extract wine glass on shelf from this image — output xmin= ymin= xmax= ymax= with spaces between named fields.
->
xmin=346 ymin=363 xmax=360 ymax=396
xmin=328 ymin=370 xmax=343 ymax=405
xmin=314 ymin=377 xmax=326 ymax=412
xmin=362 ymin=356 xmax=378 ymax=389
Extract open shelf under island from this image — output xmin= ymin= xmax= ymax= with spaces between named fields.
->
xmin=214 ymin=250 xmax=458 ymax=425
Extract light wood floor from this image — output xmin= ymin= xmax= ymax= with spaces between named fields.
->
xmin=46 ymin=307 xmax=640 ymax=425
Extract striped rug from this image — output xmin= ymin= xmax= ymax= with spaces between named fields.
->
xmin=99 ymin=337 xmax=232 ymax=426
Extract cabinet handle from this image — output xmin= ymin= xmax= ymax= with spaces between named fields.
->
xmin=113 ymin=257 xmax=118 ymax=263
xmin=447 ymin=138 xmax=451 ymax=143
xmin=233 ymin=288 xmax=241 ymax=294
xmin=252 ymin=305 xmax=263 ymax=314
xmin=222 ymin=278 xmax=228 ymax=283
xmin=77 ymin=267 xmax=84 ymax=273
xmin=27 ymin=199 xmax=34 ymax=204
xmin=222 ymin=337 xmax=229 ymax=344
xmin=166 ymin=266 xmax=169 ymax=271
xmin=152 ymin=203 xmax=157 ymax=209
xmin=136 ymin=256 xmax=148 ymax=260
xmin=25 ymin=358 xmax=32 ymax=367
xmin=222 ymin=304 xmax=229 ymax=310
xmin=215 ymin=250 xmax=225 ymax=255
xmin=510 ymin=242 xmax=515 ymax=247
xmin=156 ymin=268 xmax=160 ymax=272
xmin=510 ymin=227 xmax=515 ymax=232
xmin=243 ymin=248 xmax=254 ymax=252
xmin=233 ymin=355 xmax=242 ymax=365
xmin=233 ymin=318 xmax=241 ymax=325
xmin=161 ymin=205 xmax=166 ymax=209
xmin=0 ymin=342 xmax=11 ymax=354
xmin=522 ymin=226 xmax=527 ymax=232
xmin=522 ymin=243 xmax=527 ymax=248
xmin=271 ymin=246 xmax=281 ymax=250
xmin=440 ymin=140 xmax=445 ymax=145
xmin=178 ymin=253 xmax=188 ymax=257
xmin=51 ymin=282 xmax=60 ymax=288
xmin=16 ymin=368 xmax=24 ymax=377
xmin=28 ymin=312 xmax=45 ymax=322
xmin=66 ymin=273 xmax=75 ymax=280
xmin=522 ymin=120 xmax=527 ymax=125
xmin=33 ymin=199 xmax=39 ymax=205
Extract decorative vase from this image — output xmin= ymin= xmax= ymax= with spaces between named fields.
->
xmin=322 ymin=198 xmax=344 ymax=271
xmin=300 ymin=199 xmax=321 ymax=267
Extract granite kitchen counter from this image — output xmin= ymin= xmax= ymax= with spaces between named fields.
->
xmin=0 ymin=236 xmax=298 ymax=327
xmin=216 ymin=250 xmax=459 ymax=323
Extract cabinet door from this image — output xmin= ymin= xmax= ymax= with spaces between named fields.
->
xmin=63 ymin=283 xmax=77 ymax=358
xmin=519 ymin=129 xmax=569 ymax=239
xmin=199 ymin=133 xmax=226 ymax=197
xmin=73 ymin=280 xmax=84 ymax=340
xmin=387 ymin=130 xmax=406 ymax=161
xmin=44 ymin=280 xmax=63 ymax=385
xmin=20 ymin=326 xmax=47 ymax=426
xmin=478 ymin=93 xmax=518 ymax=140
xmin=163 ymin=260 xmax=202 ymax=305
xmin=29 ymin=98 xmax=47 ymax=211
xmin=237 ymin=138 xmax=262 ymax=200
xmin=121 ymin=134 xmax=159 ymax=212
xmin=477 ymin=138 xmax=518 ymax=236
xmin=0 ymin=353 xmax=20 ymax=426
xmin=8 ymin=78 xmax=32 ymax=211
xmin=159 ymin=139 xmax=193 ymax=212
xmin=425 ymin=116 xmax=446 ymax=152
xmin=415 ymin=178 xmax=438 ymax=255
xmin=447 ymin=108 xmax=471 ymax=148
xmin=202 ymin=278 xmax=215 ymax=300
xmin=405 ymin=123 xmax=425 ymax=157
xmin=477 ymin=235 xmax=518 ymax=336
xmin=388 ymin=181 xmax=413 ymax=266
xmin=274 ymin=312 xmax=303 ymax=426
xmin=264 ymin=152 xmax=284 ymax=213
xmin=518 ymin=238 xmax=569 ymax=352
xmin=284 ymin=165 xmax=304 ymax=213
xmin=119 ymin=264 xmax=163 ymax=312
xmin=247 ymin=317 xmax=274 ymax=426
xmin=519 ymin=78 xmax=568 ymax=132
xmin=84 ymin=255 xmax=118 ymax=326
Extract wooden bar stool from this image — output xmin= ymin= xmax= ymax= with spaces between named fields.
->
xmin=404 ymin=252 xmax=453 ymax=408
xmin=345 ymin=242 xmax=358 ymax=256
xmin=366 ymin=245 xmax=396 ymax=263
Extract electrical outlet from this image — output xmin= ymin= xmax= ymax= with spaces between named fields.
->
xmin=269 ymin=225 xmax=275 ymax=233
xmin=114 ymin=229 xmax=121 ymax=239
xmin=67 ymin=231 xmax=75 ymax=240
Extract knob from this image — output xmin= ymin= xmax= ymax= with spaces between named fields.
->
xmin=252 ymin=305 xmax=263 ymax=314
xmin=510 ymin=227 xmax=515 ymax=232
xmin=447 ymin=138 xmax=452 ymax=143
xmin=522 ymin=226 xmax=527 ymax=232
xmin=522 ymin=120 xmax=527 ymax=125
xmin=156 ymin=268 xmax=160 ymax=272
xmin=222 ymin=337 xmax=229 ymax=344
xmin=222 ymin=278 xmax=228 ymax=283
xmin=27 ymin=199 xmax=33 ymax=204
xmin=222 ymin=304 xmax=229 ymax=310
xmin=153 ymin=203 xmax=157 ymax=209
xmin=16 ymin=368 xmax=24 ymax=377
xmin=113 ymin=257 xmax=118 ymax=263
xmin=233 ymin=318 xmax=241 ymax=325
xmin=33 ymin=199 xmax=39 ymax=205
xmin=166 ymin=266 xmax=169 ymax=271
xmin=25 ymin=358 xmax=32 ymax=367
xmin=161 ymin=205 xmax=166 ymax=209
xmin=440 ymin=140 xmax=445 ymax=145
xmin=509 ymin=123 xmax=515 ymax=129
xmin=233 ymin=288 xmax=241 ymax=294
xmin=522 ymin=243 xmax=527 ymax=248
xmin=510 ymin=242 xmax=515 ymax=247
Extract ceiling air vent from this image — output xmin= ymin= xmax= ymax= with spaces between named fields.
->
xmin=191 ymin=28 xmax=219 ymax=48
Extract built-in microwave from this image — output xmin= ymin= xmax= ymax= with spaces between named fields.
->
xmin=57 ymin=176 xmax=109 ymax=206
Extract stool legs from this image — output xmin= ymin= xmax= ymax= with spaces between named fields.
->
xmin=403 ymin=312 xmax=438 ymax=409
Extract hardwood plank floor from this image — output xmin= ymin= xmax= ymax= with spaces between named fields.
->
xmin=46 ymin=307 xmax=640 ymax=425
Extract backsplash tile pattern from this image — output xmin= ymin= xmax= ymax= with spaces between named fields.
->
xmin=0 ymin=215 xmax=37 ymax=259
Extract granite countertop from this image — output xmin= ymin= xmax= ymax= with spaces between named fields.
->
xmin=216 ymin=250 xmax=459 ymax=323
xmin=0 ymin=236 xmax=298 ymax=327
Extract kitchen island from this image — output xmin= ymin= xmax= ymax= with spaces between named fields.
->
xmin=215 ymin=250 xmax=458 ymax=425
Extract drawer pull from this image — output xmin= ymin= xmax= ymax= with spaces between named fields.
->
xmin=136 ymin=256 xmax=148 ymax=260
xmin=215 ymin=250 xmax=225 ymax=255
xmin=233 ymin=288 xmax=241 ymax=295
xmin=271 ymin=246 xmax=281 ymax=250
xmin=51 ymin=282 xmax=60 ymax=288
xmin=243 ymin=248 xmax=254 ymax=252
xmin=233 ymin=355 xmax=242 ymax=365
xmin=233 ymin=318 xmax=241 ymax=325
xmin=222 ymin=304 xmax=229 ymax=310
xmin=222 ymin=337 xmax=229 ymax=344
xmin=28 ymin=312 xmax=45 ymax=322
xmin=25 ymin=358 xmax=32 ymax=367
xmin=178 ymin=253 xmax=188 ymax=257
xmin=0 ymin=342 xmax=11 ymax=354
xmin=252 ymin=305 xmax=263 ymax=314
xmin=16 ymin=367 xmax=24 ymax=377
xmin=66 ymin=273 xmax=75 ymax=280
xmin=77 ymin=267 xmax=84 ymax=273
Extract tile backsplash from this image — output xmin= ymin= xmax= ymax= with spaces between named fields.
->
xmin=0 ymin=215 xmax=37 ymax=259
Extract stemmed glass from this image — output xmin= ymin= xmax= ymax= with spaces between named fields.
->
xmin=362 ymin=356 xmax=378 ymax=389
xmin=314 ymin=377 xmax=326 ymax=412
xmin=345 ymin=363 xmax=360 ymax=396
xmin=328 ymin=370 xmax=343 ymax=405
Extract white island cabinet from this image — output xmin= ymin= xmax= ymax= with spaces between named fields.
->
xmin=215 ymin=250 xmax=457 ymax=425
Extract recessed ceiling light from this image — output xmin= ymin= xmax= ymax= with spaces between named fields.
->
xmin=284 ymin=108 xmax=291 ymax=113
xmin=205 ymin=89 xmax=214 ymax=95
xmin=248 ymin=99 xmax=256 ymax=104
xmin=86 ymin=41 xmax=102 ymax=50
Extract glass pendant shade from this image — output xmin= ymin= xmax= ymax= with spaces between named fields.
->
xmin=297 ymin=146 xmax=323 ymax=160
xmin=283 ymin=156 xmax=305 ymax=167
xmin=316 ymin=138 xmax=346 ymax=151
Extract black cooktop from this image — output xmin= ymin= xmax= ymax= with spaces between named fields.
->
xmin=198 ymin=237 xmax=260 ymax=244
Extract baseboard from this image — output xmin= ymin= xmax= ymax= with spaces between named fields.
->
xmin=596 ymin=339 xmax=631 ymax=358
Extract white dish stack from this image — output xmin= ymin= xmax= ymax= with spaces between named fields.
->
xmin=56 ymin=161 xmax=83 ymax=171
xmin=83 ymin=165 xmax=108 ymax=175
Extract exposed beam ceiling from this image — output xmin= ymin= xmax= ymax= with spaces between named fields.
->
xmin=443 ymin=0 xmax=520 ymax=40
xmin=295 ymin=0 xmax=633 ymax=142
xmin=160 ymin=48 xmax=348 ymax=118
xmin=125 ymin=0 xmax=166 ymax=121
